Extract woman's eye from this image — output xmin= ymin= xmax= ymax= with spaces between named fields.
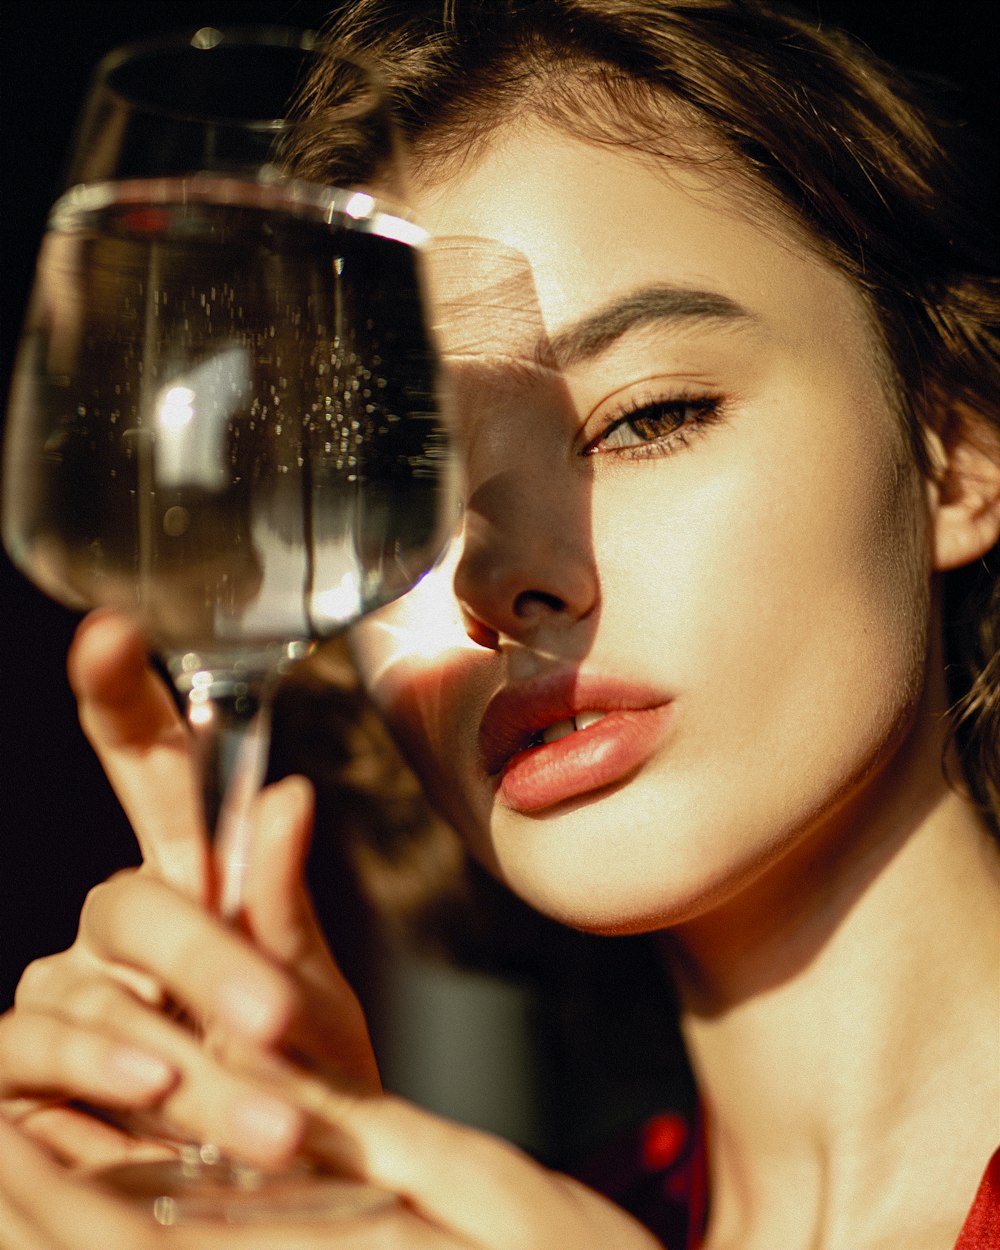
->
xmin=585 ymin=396 xmax=721 ymax=455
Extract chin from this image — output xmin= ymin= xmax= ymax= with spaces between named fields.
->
xmin=478 ymin=807 xmax=747 ymax=938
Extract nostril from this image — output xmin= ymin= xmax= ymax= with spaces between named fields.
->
xmin=513 ymin=589 xmax=566 ymax=618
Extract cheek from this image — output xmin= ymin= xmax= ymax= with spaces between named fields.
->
xmin=349 ymin=569 xmax=495 ymax=836
xmin=542 ymin=430 xmax=933 ymax=926
xmin=372 ymin=667 xmax=500 ymax=861
xmin=595 ymin=412 xmax=931 ymax=775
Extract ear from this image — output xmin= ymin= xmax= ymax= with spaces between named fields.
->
xmin=926 ymin=404 xmax=1000 ymax=571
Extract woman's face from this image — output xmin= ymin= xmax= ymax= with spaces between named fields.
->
xmin=351 ymin=119 xmax=937 ymax=934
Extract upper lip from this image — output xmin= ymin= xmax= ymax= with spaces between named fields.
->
xmin=478 ymin=670 xmax=671 ymax=776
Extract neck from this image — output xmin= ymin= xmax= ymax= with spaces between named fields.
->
xmin=662 ymin=747 xmax=1000 ymax=1250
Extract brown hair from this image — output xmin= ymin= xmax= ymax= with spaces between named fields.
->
xmin=293 ymin=0 xmax=999 ymax=834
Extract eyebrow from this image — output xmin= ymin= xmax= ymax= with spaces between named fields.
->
xmin=539 ymin=284 xmax=757 ymax=369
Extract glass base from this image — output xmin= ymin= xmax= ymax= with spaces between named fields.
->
xmin=96 ymin=1153 xmax=396 ymax=1226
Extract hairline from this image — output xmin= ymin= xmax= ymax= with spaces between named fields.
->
xmin=407 ymin=63 xmax=916 ymax=450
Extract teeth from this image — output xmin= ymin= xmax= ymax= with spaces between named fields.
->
xmin=540 ymin=717 xmax=576 ymax=745
xmin=537 ymin=711 xmax=607 ymax=746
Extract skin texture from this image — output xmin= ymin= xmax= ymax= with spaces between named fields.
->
xmin=353 ymin=120 xmax=935 ymax=933
xmin=353 ymin=121 xmax=1000 ymax=1248
xmin=1 ymin=122 xmax=998 ymax=1248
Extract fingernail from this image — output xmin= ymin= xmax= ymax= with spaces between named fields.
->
xmin=229 ymin=1095 xmax=302 ymax=1155
xmin=110 ymin=1046 xmax=175 ymax=1091
xmin=216 ymin=979 xmax=285 ymax=1039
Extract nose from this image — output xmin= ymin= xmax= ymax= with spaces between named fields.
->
xmin=452 ymin=464 xmax=598 ymax=648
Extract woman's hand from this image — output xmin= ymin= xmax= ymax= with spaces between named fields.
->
xmin=69 ymin=611 xmax=379 ymax=1093
xmin=0 ymin=1112 xmax=378 ymax=1250
xmin=1 ymin=611 xmax=379 ymax=1172
xmin=0 ymin=609 xmax=663 ymax=1248
xmin=0 ymin=1083 xmax=666 ymax=1250
xmin=1 ymin=858 xmax=309 ymax=1169
xmin=293 ymin=1081 xmax=668 ymax=1249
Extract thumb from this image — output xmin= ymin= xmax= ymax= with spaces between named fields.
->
xmin=294 ymin=1084 xmax=664 ymax=1250
xmin=240 ymin=777 xmax=382 ymax=1092
xmin=240 ymin=775 xmax=318 ymax=962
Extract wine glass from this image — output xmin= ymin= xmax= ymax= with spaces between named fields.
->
xmin=2 ymin=26 xmax=454 ymax=1225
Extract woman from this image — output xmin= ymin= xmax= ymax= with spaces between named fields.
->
xmin=1 ymin=1 xmax=997 ymax=1246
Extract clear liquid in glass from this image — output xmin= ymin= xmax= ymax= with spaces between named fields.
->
xmin=3 ymin=178 xmax=452 ymax=670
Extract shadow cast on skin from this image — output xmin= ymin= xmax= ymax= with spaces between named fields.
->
xmin=425 ymin=235 xmax=601 ymax=663
xmin=425 ymin=237 xmax=951 ymax=1032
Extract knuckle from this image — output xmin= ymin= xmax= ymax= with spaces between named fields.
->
xmin=0 ymin=1010 xmax=21 ymax=1069
xmin=34 ymin=1017 xmax=81 ymax=1078
xmin=62 ymin=976 xmax=119 ymax=1024
xmin=0 ymin=1007 xmax=81 ymax=1092
xmin=78 ymin=868 xmax=147 ymax=943
xmin=78 ymin=876 xmax=115 ymax=934
xmin=13 ymin=953 xmax=66 ymax=1007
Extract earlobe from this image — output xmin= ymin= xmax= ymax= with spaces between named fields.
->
xmin=927 ymin=408 xmax=1000 ymax=572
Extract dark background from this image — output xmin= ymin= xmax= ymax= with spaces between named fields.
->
xmin=2 ymin=0 xmax=997 ymax=1012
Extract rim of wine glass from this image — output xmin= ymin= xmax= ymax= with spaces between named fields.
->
xmin=89 ymin=25 xmax=340 ymax=131
xmin=49 ymin=177 xmax=429 ymax=249
xmin=60 ymin=25 xmax=423 ymax=239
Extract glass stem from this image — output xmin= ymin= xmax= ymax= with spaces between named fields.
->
xmin=168 ymin=660 xmax=275 ymax=921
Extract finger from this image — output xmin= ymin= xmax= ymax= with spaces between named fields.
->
xmin=77 ymin=871 xmax=295 ymax=1046
xmin=172 ymin=1205 xmax=457 ymax=1250
xmin=241 ymin=776 xmax=319 ymax=965
xmin=0 ymin=1191 xmax=59 ymax=1250
xmin=50 ymin=979 xmax=305 ymax=1171
xmin=14 ymin=1103 xmax=171 ymax=1169
xmin=24 ymin=872 xmax=307 ymax=1164
xmin=309 ymin=1094 xmax=550 ymax=1247
xmin=242 ymin=779 xmax=381 ymax=1091
xmin=0 ymin=1117 xmax=435 ymax=1250
xmin=14 ymin=938 xmax=163 ymax=1019
xmin=68 ymin=610 xmax=208 ymax=894
xmin=0 ymin=1116 xmax=155 ymax=1250
xmin=0 ymin=1008 xmax=176 ymax=1107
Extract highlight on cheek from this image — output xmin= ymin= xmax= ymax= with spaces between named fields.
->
xmin=350 ymin=547 xmax=478 ymax=690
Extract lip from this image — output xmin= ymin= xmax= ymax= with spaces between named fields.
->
xmin=479 ymin=671 xmax=674 ymax=813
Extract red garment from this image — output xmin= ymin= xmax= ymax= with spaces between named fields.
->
xmin=954 ymin=1148 xmax=1000 ymax=1250
xmin=582 ymin=1112 xmax=1000 ymax=1249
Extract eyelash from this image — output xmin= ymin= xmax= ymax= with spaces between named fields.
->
xmin=584 ymin=393 xmax=725 ymax=459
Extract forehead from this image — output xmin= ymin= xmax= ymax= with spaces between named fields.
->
xmin=411 ymin=118 xmax=872 ymax=364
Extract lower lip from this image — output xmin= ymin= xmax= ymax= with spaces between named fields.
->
xmin=497 ymin=705 xmax=673 ymax=814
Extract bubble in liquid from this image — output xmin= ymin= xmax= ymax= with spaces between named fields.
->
xmin=163 ymin=506 xmax=190 ymax=537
